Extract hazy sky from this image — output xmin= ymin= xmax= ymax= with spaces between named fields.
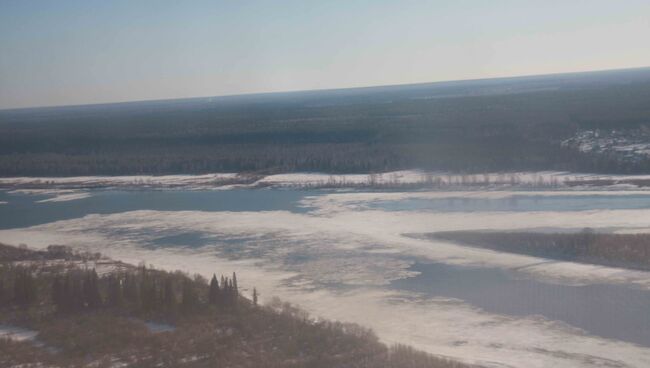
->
xmin=1 ymin=0 xmax=649 ymax=109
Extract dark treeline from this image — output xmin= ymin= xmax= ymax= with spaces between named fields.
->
xmin=1 ymin=264 xmax=241 ymax=316
xmin=0 ymin=243 xmax=468 ymax=368
xmin=431 ymin=229 xmax=650 ymax=271
xmin=0 ymin=244 xmax=98 ymax=264
xmin=2 ymin=67 xmax=650 ymax=176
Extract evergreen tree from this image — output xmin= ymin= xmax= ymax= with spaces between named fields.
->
xmin=181 ymin=278 xmax=197 ymax=311
xmin=138 ymin=267 xmax=160 ymax=311
xmin=232 ymin=272 xmax=238 ymax=296
xmin=163 ymin=277 xmax=175 ymax=308
xmin=52 ymin=276 xmax=63 ymax=310
xmin=71 ymin=272 xmax=84 ymax=311
xmin=253 ymin=287 xmax=258 ymax=306
xmin=157 ymin=281 xmax=165 ymax=306
xmin=107 ymin=274 xmax=123 ymax=308
xmin=61 ymin=273 xmax=72 ymax=311
xmin=84 ymin=269 xmax=102 ymax=309
xmin=123 ymin=273 xmax=138 ymax=303
xmin=208 ymin=274 xmax=220 ymax=305
xmin=12 ymin=272 xmax=21 ymax=305
xmin=13 ymin=267 xmax=36 ymax=306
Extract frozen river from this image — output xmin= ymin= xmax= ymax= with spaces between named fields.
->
xmin=2 ymin=187 xmax=650 ymax=367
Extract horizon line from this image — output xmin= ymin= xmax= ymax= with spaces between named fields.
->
xmin=2 ymin=65 xmax=649 ymax=112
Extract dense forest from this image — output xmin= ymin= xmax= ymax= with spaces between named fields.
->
xmin=430 ymin=229 xmax=650 ymax=271
xmin=1 ymin=67 xmax=650 ymax=176
xmin=0 ymin=243 xmax=467 ymax=368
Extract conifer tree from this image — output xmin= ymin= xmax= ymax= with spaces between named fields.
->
xmin=12 ymin=271 xmax=21 ymax=305
xmin=52 ymin=276 xmax=63 ymax=310
xmin=208 ymin=274 xmax=220 ymax=305
xmin=82 ymin=271 xmax=91 ymax=308
xmin=123 ymin=273 xmax=138 ymax=303
xmin=139 ymin=267 xmax=163 ymax=311
xmin=62 ymin=273 xmax=72 ymax=311
xmin=253 ymin=287 xmax=258 ymax=306
xmin=84 ymin=269 xmax=102 ymax=309
xmin=181 ymin=278 xmax=197 ymax=311
xmin=70 ymin=272 xmax=84 ymax=311
xmin=107 ymin=274 xmax=123 ymax=308
xmin=158 ymin=281 xmax=166 ymax=306
xmin=13 ymin=267 xmax=36 ymax=306
xmin=163 ymin=277 xmax=175 ymax=308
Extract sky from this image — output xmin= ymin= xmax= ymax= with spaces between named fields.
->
xmin=0 ymin=0 xmax=649 ymax=109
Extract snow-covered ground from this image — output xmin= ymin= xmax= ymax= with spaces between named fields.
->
xmin=2 ymin=188 xmax=650 ymax=367
xmin=0 ymin=173 xmax=241 ymax=190
xmin=231 ymin=170 xmax=650 ymax=188
xmin=563 ymin=129 xmax=650 ymax=163
xmin=3 ymin=170 xmax=650 ymax=193
xmin=8 ymin=258 xmax=130 ymax=276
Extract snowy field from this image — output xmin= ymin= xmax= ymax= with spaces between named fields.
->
xmin=2 ymin=178 xmax=650 ymax=367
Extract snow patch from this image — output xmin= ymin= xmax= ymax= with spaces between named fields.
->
xmin=144 ymin=322 xmax=176 ymax=333
xmin=9 ymin=188 xmax=92 ymax=203
xmin=0 ymin=173 xmax=240 ymax=190
xmin=0 ymin=325 xmax=38 ymax=342
xmin=36 ymin=192 xmax=92 ymax=203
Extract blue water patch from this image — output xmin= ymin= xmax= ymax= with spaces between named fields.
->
xmin=368 ymin=194 xmax=650 ymax=212
xmin=147 ymin=232 xmax=273 ymax=258
xmin=391 ymin=262 xmax=650 ymax=347
xmin=0 ymin=189 xmax=321 ymax=230
xmin=150 ymin=232 xmax=214 ymax=248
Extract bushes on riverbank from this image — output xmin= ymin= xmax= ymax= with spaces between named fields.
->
xmin=431 ymin=230 xmax=650 ymax=270
xmin=0 ymin=243 xmax=468 ymax=368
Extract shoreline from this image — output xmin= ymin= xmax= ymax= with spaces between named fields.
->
xmin=2 ymin=170 xmax=650 ymax=191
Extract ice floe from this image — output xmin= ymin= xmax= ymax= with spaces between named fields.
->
xmin=36 ymin=192 xmax=92 ymax=203
xmin=9 ymin=189 xmax=92 ymax=203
